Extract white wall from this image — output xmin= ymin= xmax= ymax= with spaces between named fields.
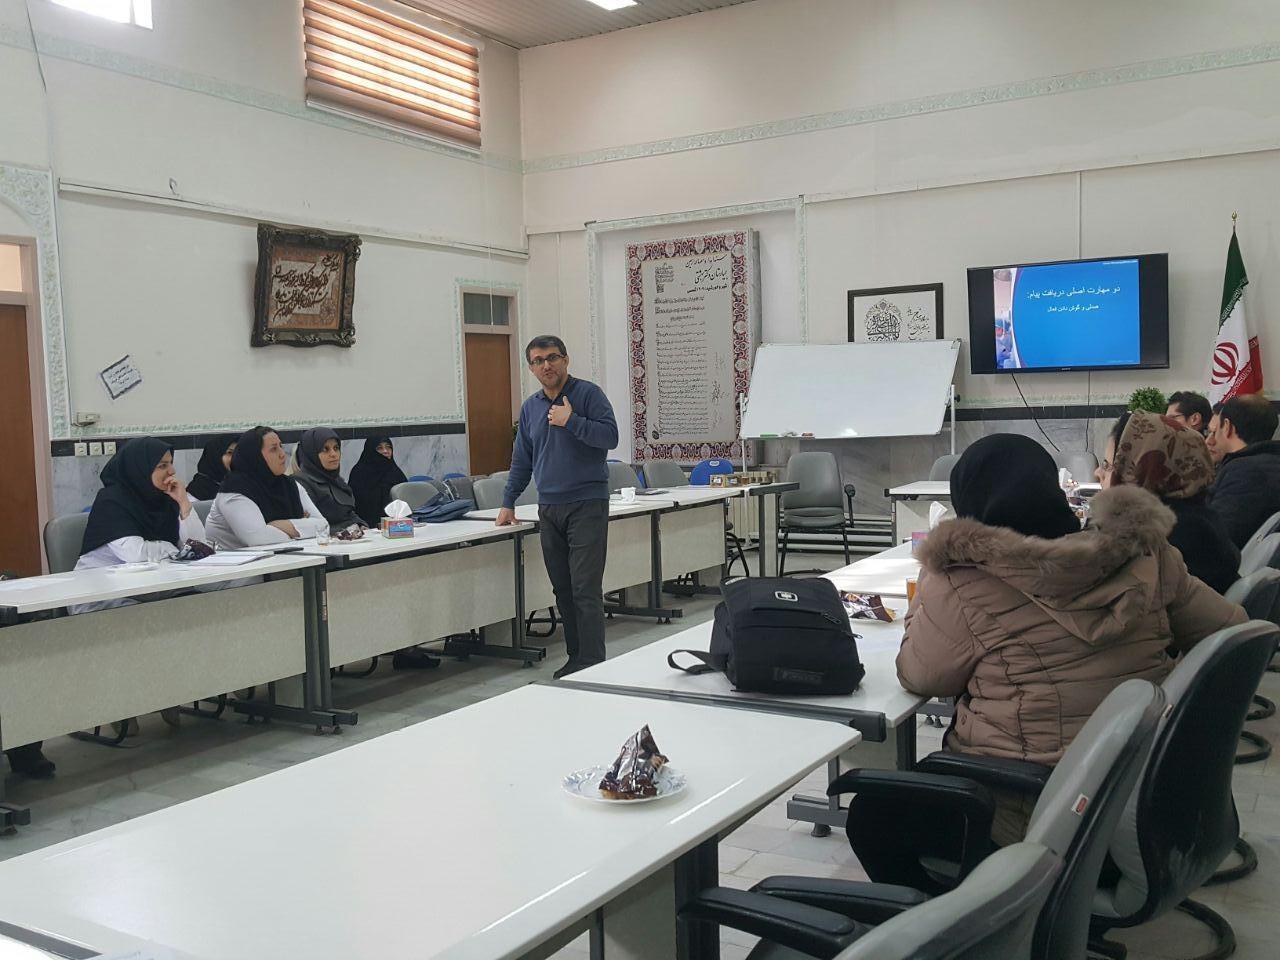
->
xmin=0 ymin=0 xmax=526 ymax=436
xmin=520 ymin=0 xmax=1280 ymax=412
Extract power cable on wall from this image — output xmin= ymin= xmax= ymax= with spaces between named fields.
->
xmin=1012 ymin=373 xmax=1061 ymax=452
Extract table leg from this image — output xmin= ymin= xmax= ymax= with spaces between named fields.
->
xmin=233 ymin=567 xmax=357 ymax=732
xmin=594 ymin=837 xmax=719 ymax=960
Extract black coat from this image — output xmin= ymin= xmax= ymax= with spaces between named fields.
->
xmin=1209 ymin=441 xmax=1280 ymax=548
xmin=1167 ymin=497 xmax=1240 ymax=595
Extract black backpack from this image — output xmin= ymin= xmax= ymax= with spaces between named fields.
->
xmin=669 ymin=577 xmax=865 ymax=694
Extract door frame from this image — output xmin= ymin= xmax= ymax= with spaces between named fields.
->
xmin=0 ymin=237 xmax=53 ymax=573
xmin=458 ymin=285 xmax=522 ymax=476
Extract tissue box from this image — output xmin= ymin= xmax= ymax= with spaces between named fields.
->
xmin=380 ymin=517 xmax=414 ymax=538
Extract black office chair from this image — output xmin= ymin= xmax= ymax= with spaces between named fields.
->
xmin=684 ymin=842 xmax=1060 ymax=960
xmin=1088 ymin=621 xmax=1278 ymax=960
xmin=682 ymin=680 xmax=1164 ymax=960
xmin=1224 ymin=569 xmax=1280 ymax=765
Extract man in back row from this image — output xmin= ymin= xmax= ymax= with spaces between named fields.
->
xmin=1166 ymin=390 xmax=1213 ymax=435
xmin=1206 ymin=392 xmax=1280 ymax=548
xmin=498 ymin=336 xmax=619 ymax=678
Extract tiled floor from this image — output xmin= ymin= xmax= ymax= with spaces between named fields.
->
xmin=3 ymin=552 xmax=1277 ymax=960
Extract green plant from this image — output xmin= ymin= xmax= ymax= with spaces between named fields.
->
xmin=1128 ymin=387 xmax=1167 ymax=414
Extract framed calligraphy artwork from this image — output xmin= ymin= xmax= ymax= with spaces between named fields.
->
xmin=848 ymin=283 xmax=943 ymax=344
xmin=252 ymin=223 xmax=360 ymax=347
xmin=627 ymin=231 xmax=759 ymax=463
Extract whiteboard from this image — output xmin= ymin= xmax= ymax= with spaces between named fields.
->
xmin=741 ymin=340 xmax=960 ymax=439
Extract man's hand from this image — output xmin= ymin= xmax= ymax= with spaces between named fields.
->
xmin=495 ymin=507 xmax=518 ymax=526
xmin=548 ymin=397 xmax=573 ymax=428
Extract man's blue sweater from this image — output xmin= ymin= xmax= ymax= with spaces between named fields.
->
xmin=503 ymin=376 xmax=619 ymax=509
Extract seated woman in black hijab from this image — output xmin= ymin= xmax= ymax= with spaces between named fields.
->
xmin=205 ymin=426 xmax=327 ymax=549
xmin=187 ymin=434 xmax=237 ymax=501
xmin=348 ymin=435 xmax=407 ymax=527
xmin=74 ymin=437 xmax=206 ymax=596
xmin=292 ymin=428 xmax=365 ymax=535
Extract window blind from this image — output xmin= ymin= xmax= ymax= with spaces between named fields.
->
xmin=303 ymin=0 xmax=481 ymax=147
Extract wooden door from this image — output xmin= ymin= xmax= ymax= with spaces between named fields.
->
xmin=0 ymin=305 xmax=42 ymax=577
xmin=465 ymin=332 xmax=514 ymax=475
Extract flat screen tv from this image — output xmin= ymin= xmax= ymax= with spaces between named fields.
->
xmin=967 ymin=253 xmax=1169 ymax=374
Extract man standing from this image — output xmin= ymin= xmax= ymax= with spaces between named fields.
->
xmin=1165 ymin=390 xmax=1213 ymax=436
xmin=1206 ymin=393 xmax=1280 ymax=547
xmin=497 ymin=336 xmax=619 ymax=678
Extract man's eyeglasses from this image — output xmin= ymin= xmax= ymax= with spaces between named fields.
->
xmin=528 ymin=353 xmax=565 ymax=367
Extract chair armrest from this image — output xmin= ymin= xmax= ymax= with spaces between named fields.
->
xmin=751 ymin=877 xmax=930 ymax=924
xmin=678 ymin=888 xmax=866 ymax=959
xmin=827 ymin=768 xmax=996 ymax=822
xmin=914 ymin=751 xmax=1052 ymax=797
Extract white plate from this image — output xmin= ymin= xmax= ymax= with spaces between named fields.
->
xmin=104 ymin=562 xmax=159 ymax=574
xmin=562 ymin=764 xmax=687 ymax=804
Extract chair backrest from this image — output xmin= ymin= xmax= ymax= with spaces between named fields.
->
xmin=929 ymin=454 xmax=961 ymax=481
xmin=1242 ymin=509 xmax=1280 ymax=557
xmin=1052 ymin=450 xmax=1098 ymax=481
xmin=835 ymin=843 xmax=1061 ymax=960
xmin=489 ymin=470 xmax=509 ymax=484
xmin=607 ymin=462 xmax=640 ymax=493
xmin=407 ymin=474 xmax=434 ymax=483
xmin=1239 ymin=532 xmax=1280 ymax=576
xmin=442 ymin=472 xmax=465 ymax=480
xmin=472 ymin=476 xmax=506 ymax=510
xmin=783 ymin=452 xmax=843 ymax=511
xmin=643 ymin=461 xmax=688 ymax=489
xmin=1023 ymin=678 xmax=1165 ymax=960
xmin=1225 ymin=567 xmax=1280 ymax=620
xmin=44 ymin=513 xmax=90 ymax=574
xmin=1095 ymin=621 xmax=1279 ymax=927
xmin=389 ymin=480 xmax=439 ymax=510
xmin=689 ymin=459 xmax=735 ymax=485
xmin=513 ymin=480 xmax=538 ymax=507
xmin=192 ymin=499 xmax=213 ymax=524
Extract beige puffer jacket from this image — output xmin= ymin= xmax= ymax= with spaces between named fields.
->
xmin=898 ymin=485 xmax=1246 ymax=765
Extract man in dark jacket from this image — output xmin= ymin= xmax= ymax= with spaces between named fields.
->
xmin=1207 ymin=393 xmax=1280 ymax=548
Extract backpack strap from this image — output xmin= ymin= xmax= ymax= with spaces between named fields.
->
xmin=667 ymin=649 xmax=723 ymax=675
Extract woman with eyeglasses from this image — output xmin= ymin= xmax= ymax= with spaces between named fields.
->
xmin=1098 ymin=411 xmax=1239 ymax=594
xmin=348 ymin=435 xmax=408 ymax=527
xmin=205 ymin=426 xmax=328 ymax=549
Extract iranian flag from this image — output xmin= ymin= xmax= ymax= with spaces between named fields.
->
xmin=1207 ymin=228 xmax=1263 ymax=405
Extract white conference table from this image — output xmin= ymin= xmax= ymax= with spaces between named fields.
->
xmin=562 ymin=614 xmax=924 ymax=832
xmin=822 ymin=541 xmax=920 ymax=599
xmin=0 ymin=684 xmax=858 ymax=960
xmin=299 ymin=519 xmax=542 ymax=667
xmin=0 ymin=553 xmax=344 ymax=825
xmin=886 ymin=479 xmax=1101 ymax=542
xmin=469 ymin=499 xmax=684 ymax=622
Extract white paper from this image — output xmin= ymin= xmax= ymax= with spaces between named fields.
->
xmin=99 ymin=354 xmax=143 ymax=400
xmin=189 ymin=552 xmax=269 ymax=567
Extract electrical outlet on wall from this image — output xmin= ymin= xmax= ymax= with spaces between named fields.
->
xmin=103 ymin=441 xmax=117 ymax=455
xmin=73 ymin=442 xmax=88 ymax=456
xmin=88 ymin=442 xmax=103 ymax=456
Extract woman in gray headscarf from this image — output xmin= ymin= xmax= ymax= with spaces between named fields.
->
xmin=292 ymin=428 xmax=365 ymax=533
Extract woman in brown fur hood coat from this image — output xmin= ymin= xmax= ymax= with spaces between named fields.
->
xmin=897 ymin=434 xmax=1245 ymax=843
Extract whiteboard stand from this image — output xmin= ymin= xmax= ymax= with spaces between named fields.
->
xmin=949 ymin=384 xmax=957 ymax=455
xmin=737 ymin=392 xmax=748 ymax=472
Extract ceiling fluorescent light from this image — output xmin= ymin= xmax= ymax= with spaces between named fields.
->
xmin=587 ymin=0 xmax=638 ymax=10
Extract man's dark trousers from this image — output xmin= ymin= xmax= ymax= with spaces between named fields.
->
xmin=539 ymin=499 xmax=609 ymax=667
